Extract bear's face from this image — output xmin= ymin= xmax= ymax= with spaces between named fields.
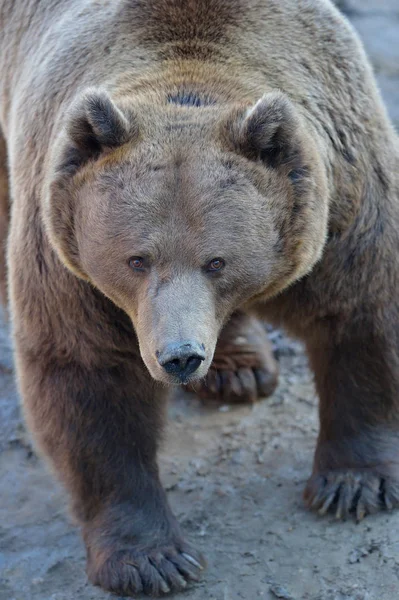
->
xmin=45 ymin=90 xmax=328 ymax=384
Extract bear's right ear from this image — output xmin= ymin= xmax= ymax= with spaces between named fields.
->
xmin=56 ymin=89 xmax=138 ymax=175
xmin=45 ymin=90 xmax=137 ymax=280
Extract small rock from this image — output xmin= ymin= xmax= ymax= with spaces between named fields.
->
xmin=348 ymin=547 xmax=370 ymax=564
xmin=189 ymin=458 xmax=210 ymax=476
xmin=348 ymin=549 xmax=361 ymax=564
xmin=269 ymin=583 xmax=295 ymax=600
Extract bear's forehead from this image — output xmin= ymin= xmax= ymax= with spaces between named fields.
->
xmin=95 ymin=158 xmax=260 ymax=236
xmin=97 ymin=151 xmax=245 ymax=197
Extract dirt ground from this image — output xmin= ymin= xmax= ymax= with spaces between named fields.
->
xmin=1 ymin=2 xmax=399 ymax=599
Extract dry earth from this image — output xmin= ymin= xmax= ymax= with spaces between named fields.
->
xmin=1 ymin=2 xmax=399 ymax=599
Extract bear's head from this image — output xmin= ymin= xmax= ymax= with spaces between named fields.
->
xmin=45 ymin=88 xmax=328 ymax=385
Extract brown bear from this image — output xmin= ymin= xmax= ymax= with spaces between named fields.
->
xmin=1 ymin=0 xmax=399 ymax=596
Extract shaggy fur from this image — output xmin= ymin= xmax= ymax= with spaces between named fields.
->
xmin=1 ymin=0 xmax=399 ymax=596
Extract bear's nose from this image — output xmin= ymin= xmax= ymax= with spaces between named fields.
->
xmin=157 ymin=342 xmax=205 ymax=382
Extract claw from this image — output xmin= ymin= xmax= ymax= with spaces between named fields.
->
xmin=307 ymin=470 xmax=399 ymax=522
xmin=336 ymin=480 xmax=354 ymax=520
xmin=176 ymin=575 xmax=187 ymax=588
xmin=160 ymin=580 xmax=171 ymax=594
xmin=254 ymin=368 xmax=278 ymax=397
xmin=319 ymin=484 xmax=340 ymax=516
xmin=181 ymin=553 xmax=204 ymax=571
xmin=384 ymin=494 xmax=393 ymax=511
xmin=356 ymin=500 xmax=366 ymax=522
xmin=310 ymin=485 xmax=327 ymax=509
xmin=207 ymin=369 xmax=221 ymax=395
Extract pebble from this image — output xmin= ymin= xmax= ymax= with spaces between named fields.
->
xmin=269 ymin=583 xmax=295 ymax=600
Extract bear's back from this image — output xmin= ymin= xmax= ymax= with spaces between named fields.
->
xmin=0 ymin=0 xmax=393 ymax=190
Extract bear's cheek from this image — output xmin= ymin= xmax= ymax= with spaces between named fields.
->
xmin=80 ymin=259 xmax=142 ymax=316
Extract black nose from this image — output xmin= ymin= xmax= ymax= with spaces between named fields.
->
xmin=157 ymin=341 xmax=205 ymax=381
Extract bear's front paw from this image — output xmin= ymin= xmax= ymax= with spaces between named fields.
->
xmin=304 ymin=470 xmax=399 ymax=521
xmin=87 ymin=541 xmax=206 ymax=597
xmin=187 ymin=314 xmax=278 ymax=404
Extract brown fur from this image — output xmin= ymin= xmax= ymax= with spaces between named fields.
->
xmin=0 ymin=129 xmax=9 ymax=309
xmin=1 ymin=0 xmax=399 ymax=596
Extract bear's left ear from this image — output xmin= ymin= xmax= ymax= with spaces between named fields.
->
xmin=56 ymin=88 xmax=138 ymax=175
xmin=225 ymin=92 xmax=307 ymax=176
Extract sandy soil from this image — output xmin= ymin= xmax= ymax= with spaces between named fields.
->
xmin=1 ymin=2 xmax=399 ymax=599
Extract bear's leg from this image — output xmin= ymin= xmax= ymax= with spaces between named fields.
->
xmin=303 ymin=316 xmax=399 ymax=520
xmin=18 ymin=355 xmax=205 ymax=596
xmin=0 ymin=129 xmax=9 ymax=309
xmin=188 ymin=311 xmax=278 ymax=403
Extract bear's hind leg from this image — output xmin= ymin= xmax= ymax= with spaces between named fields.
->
xmin=188 ymin=311 xmax=278 ymax=403
xmin=304 ymin=315 xmax=399 ymax=520
xmin=19 ymin=355 xmax=205 ymax=596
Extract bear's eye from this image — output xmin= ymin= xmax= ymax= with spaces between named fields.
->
xmin=206 ymin=258 xmax=225 ymax=273
xmin=129 ymin=256 xmax=145 ymax=271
